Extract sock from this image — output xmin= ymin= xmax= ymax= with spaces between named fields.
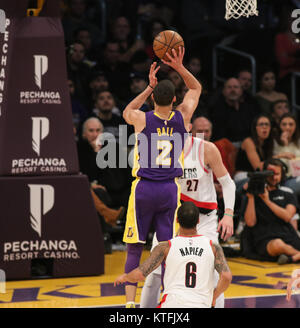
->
xmin=124 ymin=243 xmax=144 ymax=287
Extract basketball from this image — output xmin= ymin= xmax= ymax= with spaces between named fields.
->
xmin=153 ymin=30 xmax=185 ymax=61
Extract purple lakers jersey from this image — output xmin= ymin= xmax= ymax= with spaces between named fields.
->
xmin=132 ymin=110 xmax=187 ymax=180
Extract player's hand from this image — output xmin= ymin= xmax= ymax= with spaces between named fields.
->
xmin=218 ymin=214 xmax=234 ymax=241
xmin=148 ymin=62 xmax=160 ymax=88
xmin=161 ymin=46 xmax=185 ymax=71
xmin=114 ymin=273 xmax=128 ymax=286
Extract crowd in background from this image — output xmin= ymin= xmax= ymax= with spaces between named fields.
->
xmin=59 ymin=0 xmax=300 ymax=256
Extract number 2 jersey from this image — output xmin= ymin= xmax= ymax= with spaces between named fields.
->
xmin=162 ymin=235 xmax=215 ymax=308
xmin=132 ymin=110 xmax=187 ymax=180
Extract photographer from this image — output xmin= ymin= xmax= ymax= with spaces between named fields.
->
xmin=243 ymin=158 xmax=300 ymax=264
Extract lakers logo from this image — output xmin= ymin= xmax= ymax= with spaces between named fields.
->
xmin=127 ymin=227 xmax=134 ymax=238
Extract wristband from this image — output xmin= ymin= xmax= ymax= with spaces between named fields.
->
xmin=149 ymin=84 xmax=154 ymax=89
xmin=224 ymin=213 xmax=234 ymax=217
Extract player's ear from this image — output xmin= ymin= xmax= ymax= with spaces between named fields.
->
xmin=173 ymin=96 xmax=176 ymax=103
xmin=151 ymin=94 xmax=154 ymax=101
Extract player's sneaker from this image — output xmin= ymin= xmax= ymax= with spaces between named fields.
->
xmin=125 ymin=302 xmax=135 ymax=308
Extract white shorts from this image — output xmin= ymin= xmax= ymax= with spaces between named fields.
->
xmin=159 ymin=293 xmax=211 ymax=308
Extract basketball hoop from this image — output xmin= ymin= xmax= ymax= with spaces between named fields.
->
xmin=225 ymin=0 xmax=258 ymax=20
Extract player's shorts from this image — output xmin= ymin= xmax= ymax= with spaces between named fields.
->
xmin=123 ymin=178 xmax=181 ymax=244
xmin=158 ymin=293 xmax=211 ymax=308
xmin=196 ymin=209 xmax=219 ymax=244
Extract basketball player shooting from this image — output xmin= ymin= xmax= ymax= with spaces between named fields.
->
xmin=122 ymin=46 xmax=202 ymax=307
xmin=140 ymin=133 xmax=236 ymax=308
xmin=115 ymin=202 xmax=232 ymax=308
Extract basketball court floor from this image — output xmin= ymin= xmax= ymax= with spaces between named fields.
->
xmin=0 ymin=248 xmax=300 ymax=308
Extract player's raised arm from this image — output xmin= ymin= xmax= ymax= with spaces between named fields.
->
xmin=114 ymin=241 xmax=169 ymax=285
xmin=162 ymin=47 xmax=202 ymax=125
xmin=122 ymin=62 xmax=160 ymax=129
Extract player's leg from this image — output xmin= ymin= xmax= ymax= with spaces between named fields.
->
xmin=197 ymin=210 xmax=225 ymax=308
xmin=140 ymin=233 xmax=162 ymax=308
xmin=139 ymin=272 xmax=161 ymax=308
xmin=154 ymin=180 xmax=181 ymax=242
xmin=123 ymin=179 xmax=155 ymax=306
xmin=213 ymin=270 xmax=225 ymax=308
xmin=124 ymin=243 xmax=144 ymax=307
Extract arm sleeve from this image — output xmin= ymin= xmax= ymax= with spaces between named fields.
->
xmin=217 ymin=173 xmax=236 ymax=211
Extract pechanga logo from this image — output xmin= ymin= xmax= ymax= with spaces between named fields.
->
xmin=34 ymin=55 xmax=48 ymax=89
xmin=28 ymin=184 xmax=55 ymax=237
xmin=11 ymin=117 xmax=67 ymax=174
xmin=19 ymin=55 xmax=61 ymax=104
xmin=3 ymin=184 xmax=80 ymax=262
xmin=32 ymin=117 xmax=49 ymax=156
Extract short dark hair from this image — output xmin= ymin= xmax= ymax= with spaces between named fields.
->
xmin=177 ymin=202 xmax=199 ymax=229
xmin=271 ymin=99 xmax=290 ymax=113
xmin=153 ymin=80 xmax=175 ymax=106
xmin=263 ymin=158 xmax=288 ymax=183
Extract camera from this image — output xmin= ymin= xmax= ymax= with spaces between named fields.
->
xmin=247 ymin=170 xmax=274 ymax=195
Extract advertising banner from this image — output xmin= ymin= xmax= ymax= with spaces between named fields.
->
xmin=0 ymin=174 xmax=104 ymax=280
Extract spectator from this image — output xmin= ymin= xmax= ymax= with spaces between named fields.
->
xmin=237 ymin=69 xmax=252 ymax=94
xmin=186 ymin=54 xmax=210 ymax=106
xmin=236 ymin=68 xmax=260 ymax=107
xmin=234 ymin=114 xmax=274 ymax=191
xmin=89 ymin=70 xmax=109 ymax=100
xmin=145 ymin=19 xmax=168 ymax=60
xmin=209 ymin=78 xmax=260 ymax=145
xmin=77 ymin=117 xmax=132 ymax=209
xmin=92 ymin=90 xmax=126 ymax=142
xmin=243 ymin=158 xmax=300 ymax=265
xmin=255 ymin=69 xmax=288 ymax=114
xmin=76 ymin=117 xmax=126 ymax=227
xmin=192 ymin=116 xmax=237 ymax=176
xmin=98 ymin=40 xmax=131 ymax=101
xmin=67 ymin=78 xmax=88 ymax=130
xmin=271 ymin=99 xmax=290 ymax=135
xmin=73 ymin=26 xmax=98 ymax=65
xmin=110 ymin=16 xmax=145 ymax=63
xmin=168 ymin=69 xmax=184 ymax=92
xmin=62 ymin=0 xmax=102 ymax=46
xmin=130 ymin=50 xmax=152 ymax=75
xmin=273 ymin=113 xmax=300 ymax=197
xmin=191 ymin=116 xmax=237 ymax=215
xmin=127 ymin=72 xmax=153 ymax=112
xmin=66 ymin=40 xmax=91 ymax=108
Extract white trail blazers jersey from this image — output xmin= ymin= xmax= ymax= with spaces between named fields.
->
xmin=161 ymin=235 xmax=215 ymax=308
xmin=180 ymin=136 xmax=217 ymax=210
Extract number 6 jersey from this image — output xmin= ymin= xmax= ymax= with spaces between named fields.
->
xmin=161 ymin=235 xmax=215 ymax=308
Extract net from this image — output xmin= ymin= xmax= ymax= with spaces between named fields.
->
xmin=225 ymin=0 xmax=258 ymax=20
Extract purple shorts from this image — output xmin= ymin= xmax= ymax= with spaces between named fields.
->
xmin=123 ymin=178 xmax=180 ymax=244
